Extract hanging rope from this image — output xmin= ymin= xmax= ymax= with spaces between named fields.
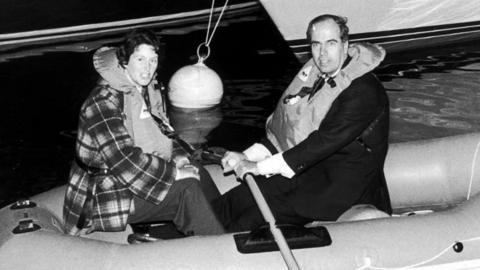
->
xmin=196 ymin=0 xmax=230 ymax=62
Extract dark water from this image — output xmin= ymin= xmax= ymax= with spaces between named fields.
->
xmin=1 ymin=17 xmax=480 ymax=209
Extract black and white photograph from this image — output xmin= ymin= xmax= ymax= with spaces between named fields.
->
xmin=1 ymin=0 xmax=480 ymax=269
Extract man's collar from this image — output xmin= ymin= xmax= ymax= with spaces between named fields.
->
xmin=342 ymin=56 xmax=352 ymax=69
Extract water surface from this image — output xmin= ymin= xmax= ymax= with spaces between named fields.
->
xmin=1 ymin=18 xmax=480 ymax=208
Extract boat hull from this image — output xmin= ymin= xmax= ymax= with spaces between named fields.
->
xmin=258 ymin=0 xmax=480 ymax=62
xmin=0 ymin=1 xmax=260 ymax=52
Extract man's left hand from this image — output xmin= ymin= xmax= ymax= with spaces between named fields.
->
xmin=234 ymin=160 xmax=259 ymax=180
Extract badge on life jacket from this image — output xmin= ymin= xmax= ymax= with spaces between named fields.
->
xmin=140 ymin=102 xmax=152 ymax=119
xmin=297 ymin=65 xmax=312 ymax=82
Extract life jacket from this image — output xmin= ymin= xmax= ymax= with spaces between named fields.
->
xmin=266 ymin=43 xmax=385 ymax=152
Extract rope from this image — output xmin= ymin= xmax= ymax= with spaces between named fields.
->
xmin=356 ymin=237 xmax=480 ymax=270
xmin=205 ymin=0 xmax=229 ymax=46
xmin=197 ymin=0 xmax=230 ymax=61
xmin=466 ymin=138 xmax=480 ymax=200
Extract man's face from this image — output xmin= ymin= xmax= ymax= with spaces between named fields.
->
xmin=310 ymin=19 xmax=348 ymax=75
xmin=125 ymin=44 xmax=158 ymax=87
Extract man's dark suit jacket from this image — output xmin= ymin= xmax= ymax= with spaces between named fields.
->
xmin=262 ymin=71 xmax=392 ymax=221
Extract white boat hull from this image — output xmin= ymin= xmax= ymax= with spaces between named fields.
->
xmin=0 ymin=1 xmax=260 ymax=52
xmin=258 ymin=0 xmax=480 ymax=61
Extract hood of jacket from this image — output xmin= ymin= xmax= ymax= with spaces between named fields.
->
xmin=93 ymin=46 xmax=136 ymax=93
xmin=342 ymin=42 xmax=385 ymax=80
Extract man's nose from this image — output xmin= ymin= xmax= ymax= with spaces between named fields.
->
xmin=319 ymin=46 xmax=326 ymax=56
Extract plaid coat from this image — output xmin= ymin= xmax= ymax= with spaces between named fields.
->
xmin=63 ymin=47 xmax=176 ymax=235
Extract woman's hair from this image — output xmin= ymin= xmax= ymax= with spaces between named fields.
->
xmin=116 ymin=28 xmax=161 ymax=67
xmin=306 ymin=14 xmax=349 ymax=43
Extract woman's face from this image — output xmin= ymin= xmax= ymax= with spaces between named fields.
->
xmin=125 ymin=44 xmax=158 ymax=87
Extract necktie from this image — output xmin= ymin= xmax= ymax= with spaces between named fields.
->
xmin=283 ymin=75 xmax=336 ymax=104
xmin=141 ymin=86 xmax=151 ymax=112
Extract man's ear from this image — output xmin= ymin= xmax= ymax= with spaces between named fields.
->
xmin=343 ymin=41 xmax=349 ymax=55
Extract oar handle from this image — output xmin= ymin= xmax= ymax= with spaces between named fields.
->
xmin=243 ymin=173 xmax=300 ymax=270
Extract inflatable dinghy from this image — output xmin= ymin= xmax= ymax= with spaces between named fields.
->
xmin=1 ymin=132 xmax=480 ymax=270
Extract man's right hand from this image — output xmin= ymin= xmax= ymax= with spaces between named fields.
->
xmin=221 ymin=151 xmax=247 ymax=173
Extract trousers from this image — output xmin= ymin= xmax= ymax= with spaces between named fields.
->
xmin=128 ymin=165 xmax=225 ymax=236
xmin=212 ymin=175 xmax=312 ymax=233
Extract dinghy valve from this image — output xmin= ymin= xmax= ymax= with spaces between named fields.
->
xmin=10 ymin=199 xmax=36 ymax=210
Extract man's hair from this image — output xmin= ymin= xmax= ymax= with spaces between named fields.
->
xmin=306 ymin=14 xmax=349 ymax=43
xmin=116 ymin=28 xmax=161 ymax=67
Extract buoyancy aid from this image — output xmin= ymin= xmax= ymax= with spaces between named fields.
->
xmin=266 ymin=43 xmax=385 ymax=152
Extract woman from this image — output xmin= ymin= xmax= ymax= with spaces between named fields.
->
xmin=63 ymin=29 xmax=224 ymax=236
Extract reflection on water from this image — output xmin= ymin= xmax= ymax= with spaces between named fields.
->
xmin=213 ymin=47 xmax=480 ymax=143
xmin=221 ymin=79 xmax=283 ymax=128
xmin=169 ymin=106 xmax=223 ymax=148
xmin=380 ymin=51 xmax=480 ymax=142
xmin=171 ymin=48 xmax=480 ymax=145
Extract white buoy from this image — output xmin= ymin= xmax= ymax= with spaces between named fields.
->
xmin=168 ymin=60 xmax=223 ymax=109
xmin=168 ymin=0 xmax=228 ymax=109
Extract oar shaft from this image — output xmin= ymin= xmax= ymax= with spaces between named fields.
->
xmin=244 ymin=173 xmax=300 ymax=270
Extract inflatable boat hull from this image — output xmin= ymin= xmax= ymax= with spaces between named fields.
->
xmin=2 ymin=133 xmax=480 ymax=269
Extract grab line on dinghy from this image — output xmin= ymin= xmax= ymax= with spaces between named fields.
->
xmin=356 ymin=236 xmax=480 ymax=270
xmin=466 ymin=138 xmax=480 ymax=200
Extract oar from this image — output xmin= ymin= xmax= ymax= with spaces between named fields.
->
xmin=243 ymin=173 xmax=301 ymax=270
xmin=153 ymin=112 xmax=299 ymax=268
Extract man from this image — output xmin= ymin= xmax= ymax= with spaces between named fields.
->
xmin=63 ymin=29 xmax=224 ymax=236
xmin=214 ymin=14 xmax=392 ymax=232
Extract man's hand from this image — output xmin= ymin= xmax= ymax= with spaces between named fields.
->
xmin=221 ymin=151 xmax=247 ymax=173
xmin=175 ymin=164 xmax=200 ymax=181
xmin=234 ymin=160 xmax=259 ymax=180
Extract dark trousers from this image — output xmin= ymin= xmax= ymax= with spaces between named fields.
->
xmin=128 ymin=166 xmax=225 ymax=235
xmin=212 ymin=175 xmax=312 ymax=233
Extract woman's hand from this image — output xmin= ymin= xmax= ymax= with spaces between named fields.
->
xmin=173 ymin=154 xmax=190 ymax=168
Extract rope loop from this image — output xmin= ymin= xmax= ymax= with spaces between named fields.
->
xmin=197 ymin=0 xmax=229 ymax=62
xmin=196 ymin=42 xmax=211 ymax=62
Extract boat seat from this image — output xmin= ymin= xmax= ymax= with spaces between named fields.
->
xmin=336 ymin=204 xmax=390 ymax=222
xmin=128 ymin=220 xmax=186 ymax=244
xmin=205 ymin=164 xmax=240 ymax=195
xmin=305 ymin=204 xmax=390 ymax=227
xmin=80 ymin=226 xmax=133 ymax=244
